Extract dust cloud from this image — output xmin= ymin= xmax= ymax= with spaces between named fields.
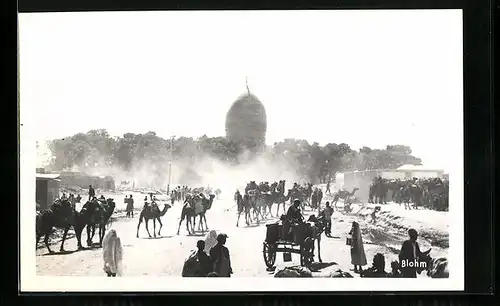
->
xmin=42 ymin=144 xmax=305 ymax=196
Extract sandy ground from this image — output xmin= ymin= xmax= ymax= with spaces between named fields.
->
xmin=36 ymin=190 xmax=449 ymax=277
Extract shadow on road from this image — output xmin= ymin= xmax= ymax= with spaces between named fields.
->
xmin=309 ymin=261 xmax=338 ymax=272
xmin=41 ymin=246 xmax=100 ymax=256
xmin=142 ymin=235 xmax=174 ymax=239
xmin=187 ymin=233 xmax=206 ymax=237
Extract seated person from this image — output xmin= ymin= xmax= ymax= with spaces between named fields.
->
xmin=143 ymin=196 xmax=150 ymax=209
xmin=361 ymin=253 xmax=390 ymax=278
xmin=283 ymin=199 xmax=305 ymax=240
xmin=389 ymin=261 xmax=401 ymax=278
xmin=286 ymin=199 xmax=304 ymax=224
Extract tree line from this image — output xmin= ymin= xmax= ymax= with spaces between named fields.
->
xmin=40 ymin=129 xmax=423 ymax=183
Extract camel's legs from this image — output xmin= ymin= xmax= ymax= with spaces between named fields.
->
xmin=44 ymin=233 xmax=52 ymax=253
xmin=192 ymin=216 xmax=197 ymax=232
xmin=60 ymin=227 xmax=70 ymax=252
xmin=99 ymin=224 xmax=105 ymax=246
xmin=196 ymin=215 xmax=202 ymax=231
xmin=145 ymin=219 xmax=152 ymax=237
xmin=152 ymin=219 xmax=157 ymax=238
xmin=86 ymin=225 xmax=92 ymax=246
xmin=317 ymin=236 xmax=322 ymax=263
xmin=186 ymin=216 xmax=192 ymax=234
xmin=176 ymin=216 xmax=183 ymax=235
xmin=36 ymin=234 xmax=41 ymax=249
xmin=44 ymin=231 xmax=52 ymax=253
xmin=156 ymin=218 xmax=162 ymax=236
xmin=137 ymin=216 xmax=144 ymax=238
xmin=202 ymin=214 xmax=208 ymax=231
xmin=245 ymin=211 xmax=251 ymax=225
xmin=236 ymin=212 xmax=241 ymax=227
xmin=75 ymin=224 xmax=84 ymax=249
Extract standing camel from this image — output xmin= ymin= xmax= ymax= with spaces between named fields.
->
xmin=236 ymin=193 xmax=253 ymax=227
xmin=273 ymin=188 xmax=291 ymax=217
xmin=76 ymin=198 xmax=116 ymax=248
xmin=136 ymin=203 xmax=172 ymax=238
xmin=332 ymin=188 xmax=359 ymax=208
xmin=36 ymin=199 xmax=80 ymax=254
xmin=177 ymin=194 xmax=215 ymax=235
xmin=304 ymin=214 xmax=326 ymax=264
xmin=192 ymin=194 xmax=216 ymax=232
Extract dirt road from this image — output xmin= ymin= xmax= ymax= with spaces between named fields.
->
xmin=36 ymin=193 xmax=448 ymax=277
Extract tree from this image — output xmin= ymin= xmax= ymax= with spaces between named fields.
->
xmin=45 ymin=129 xmax=423 ymax=185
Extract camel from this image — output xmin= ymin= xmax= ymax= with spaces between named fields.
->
xmin=76 ymin=198 xmax=116 ymax=248
xmin=273 ymin=188 xmax=291 ymax=217
xmin=177 ymin=194 xmax=215 ymax=235
xmin=304 ymin=214 xmax=326 ymax=264
xmin=36 ymin=199 xmax=80 ymax=254
xmin=136 ymin=202 xmax=172 ymax=238
xmin=332 ymin=188 xmax=359 ymax=208
xmin=192 ymin=194 xmax=215 ymax=231
xmin=236 ymin=193 xmax=253 ymax=227
xmin=247 ymin=189 xmax=266 ymax=224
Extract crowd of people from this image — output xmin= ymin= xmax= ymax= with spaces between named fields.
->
xmin=370 ymin=176 xmax=449 ymax=211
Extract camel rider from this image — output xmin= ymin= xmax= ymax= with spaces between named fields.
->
xmin=61 ymin=193 xmax=67 ymax=200
xmin=234 ymin=190 xmax=241 ymax=202
xmin=68 ymin=194 xmax=75 ymax=209
xmin=143 ymin=196 xmax=150 ymax=209
xmin=151 ymin=196 xmax=159 ymax=209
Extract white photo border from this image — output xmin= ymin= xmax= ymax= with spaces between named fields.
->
xmin=19 ymin=9 xmax=464 ymax=292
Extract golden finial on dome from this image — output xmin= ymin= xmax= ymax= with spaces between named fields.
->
xmin=245 ymin=76 xmax=250 ymax=95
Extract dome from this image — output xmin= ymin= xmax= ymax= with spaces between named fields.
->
xmin=225 ymin=92 xmax=267 ymax=149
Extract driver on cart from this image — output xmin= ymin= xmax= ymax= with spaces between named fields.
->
xmin=283 ymin=199 xmax=305 ymax=240
xmin=286 ymin=199 xmax=304 ymax=223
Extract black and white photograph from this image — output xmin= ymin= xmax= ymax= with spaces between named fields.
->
xmin=19 ymin=10 xmax=464 ymax=291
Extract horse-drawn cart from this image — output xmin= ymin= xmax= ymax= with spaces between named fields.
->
xmin=262 ymin=222 xmax=315 ymax=268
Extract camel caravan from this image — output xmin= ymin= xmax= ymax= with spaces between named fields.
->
xmin=36 ymin=194 xmax=116 ymax=253
xmin=233 ymin=180 xmax=327 ymax=227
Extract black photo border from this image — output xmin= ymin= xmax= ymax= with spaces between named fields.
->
xmin=5 ymin=0 xmax=495 ymax=303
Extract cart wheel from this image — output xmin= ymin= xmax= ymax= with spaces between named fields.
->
xmin=300 ymin=245 xmax=312 ymax=267
xmin=263 ymin=242 xmax=276 ymax=268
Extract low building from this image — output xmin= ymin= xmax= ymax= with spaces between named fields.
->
xmin=36 ymin=173 xmax=61 ymax=210
xmin=58 ymin=171 xmax=116 ymax=191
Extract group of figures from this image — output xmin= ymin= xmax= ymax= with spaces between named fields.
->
xmin=233 ymin=180 xmax=316 ymax=227
xmin=351 ymin=225 xmax=449 ymax=279
xmin=36 ymin=191 xmax=116 ymax=253
xmin=368 ymin=176 xmax=449 ymax=211
xmin=170 ymin=186 xmax=222 ymax=203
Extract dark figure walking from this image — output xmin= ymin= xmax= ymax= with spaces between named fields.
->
xmin=88 ymin=185 xmax=95 ymax=201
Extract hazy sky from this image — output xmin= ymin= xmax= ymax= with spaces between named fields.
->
xmin=19 ymin=10 xmax=463 ymax=172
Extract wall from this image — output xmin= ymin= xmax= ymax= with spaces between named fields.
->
xmin=380 ymin=171 xmax=406 ymax=180
xmin=36 ymin=178 xmax=60 ymax=210
xmin=410 ymin=171 xmax=440 ymax=179
xmin=47 ymin=179 xmax=60 ymax=205
xmin=59 ymin=173 xmax=115 ymax=190
xmin=36 ymin=179 xmax=48 ymax=210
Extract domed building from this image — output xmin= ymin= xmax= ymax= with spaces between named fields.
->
xmin=225 ymin=81 xmax=267 ymax=151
